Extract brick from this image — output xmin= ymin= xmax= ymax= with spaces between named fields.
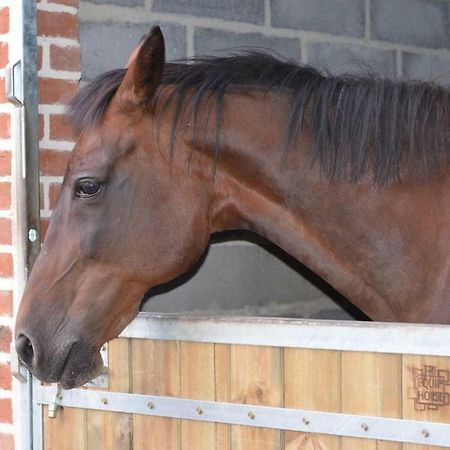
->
xmin=37 ymin=45 xmax=43 ymax=71
xmin=0 ymin=218 xmax=11 ymax=245
xmin=37 ymin=10 xmax=78 ymax=40
xmin=0 ymin=364 xmax=11 ymax=390
xmin=81 ymin=21 xmax=186 ymax=79
xmin=0 ymin=114 xmax=10 ymax=139
xmin=307 ymin=41 xmax=397 ymax=78
xmin=48 ymin=0 xmax=79 ymax=6
xmin=40 ymin=150 xmax=71 ymax=176
xmin=0 ymin=254 xmax=12 ymax=278
xmin=194 ymin=28 xmax=301 ymax=61
xmin=153 ymin=0 xmax=264 ymax=25
xmin=40 ymin=218 xmax=50 ymax=241
xmin=0 ymin=183 xmax=10 ymax=209
xmin=38 ymin=78 xmax=78 ymax=105
xmin=40 ymin=183 xmax=46 ymax=211
xmin=371 ymin=0 xmax=449 ymax=49
xmin=0 ymin=326 xmax=11 ymax=352
xmin=85 ymin=0 xmax=144 ymax=5
xmin=0 ymin=291 xmax=12 ymax=316
xmin=0 ymin=43 xmax=8 ymax=69
xmin=402 ymin=52 xmax=450 ymax=84
xmin=271 ymin=0 xmax=364 ymax=37
xmin=0 ymin=78 xmax=5 ymax=103
xmin=49 ymin=114 xmax=74 ymax=141
xmin=0 ymin=433 xmax=13 ymax=450
xmin=49 ymin=183 xmax=62 ymax=210
xmin=39 ymin=114 xmax=45 ymax=141
xmin=0 ymin=8 xmax=9 ymax=35
xmin=50 ymin=44 xmax=80 ymax=72
xmin=0 ymin=152 xmax=11 ymax=177
xmin=0 ymin=399 xmax=12 ymax=423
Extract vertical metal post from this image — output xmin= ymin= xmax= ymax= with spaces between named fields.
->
xmin=7 ymin=0 xmax=41 ymax=449
xmin=22 ymin=0 xmax=41 ymax=271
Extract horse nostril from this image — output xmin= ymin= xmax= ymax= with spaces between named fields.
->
xmin=16 ymin=333 xmax=35 ymax=367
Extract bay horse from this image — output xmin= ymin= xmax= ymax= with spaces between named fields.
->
xmin=15 ymin=27 xmax=450 ymax=389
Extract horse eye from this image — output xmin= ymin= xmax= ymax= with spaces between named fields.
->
xmin=75 ymin=179 xmax=103 ymax=198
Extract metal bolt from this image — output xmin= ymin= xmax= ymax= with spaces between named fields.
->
xmin=248 ymin=411 xmax=256 ymax=420
xmin=361 ymin=423 xmax=369 ymax=432
xmin=28 ymin=228 xmax=38 ymax=242
xmin=196 ymin=407 xmax=203 ymax=415
xmin=100 ymin=397 xmax=108 ymax=405
xmin=147 ymin=402 xmax=155 ymax=409
xmin=56 ymin=393 xmax=63 ymax=401
xmin=302 ymin=417 xmax=310 ymax=425
xmin=422 ymin=429 xmax=430 ymax=438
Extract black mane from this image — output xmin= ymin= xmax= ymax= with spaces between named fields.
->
xmin=68 ymin=52 xmax=450 ymax=184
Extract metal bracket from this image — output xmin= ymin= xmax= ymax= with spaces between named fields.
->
xmin=47 ymin=385 xmax=63 ymax=419
xmin=35 ymin=385 xmax=450 ymax=447
xmin=6 ymin=60 xmax=23 ymax=107
xmin=10 ymin=341 xmax=28 ymax=383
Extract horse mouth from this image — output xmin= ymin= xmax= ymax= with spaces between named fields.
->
xmin=25 ymin=340 xmax=105 ymax=390
xmin=58 ymin=344 xmax=104 ymax=390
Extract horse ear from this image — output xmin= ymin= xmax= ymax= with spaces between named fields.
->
xmin=120 ymin=26 xmax=165 ymax=106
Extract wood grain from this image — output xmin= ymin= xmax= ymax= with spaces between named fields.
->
xmin=230 ymin=344 xmax=283 ymax=450
xmin=131 ymin=339 xmax=181 ymax=450
xmin=284 ymin=348 xmax=341 ymax=450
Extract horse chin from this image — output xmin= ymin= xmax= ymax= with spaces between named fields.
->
xmin=59 ymin=349 xmax=104 ymax=390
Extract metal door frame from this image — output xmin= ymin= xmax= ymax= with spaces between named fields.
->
xmin=8 ymin=1 xmax=40 ymax=449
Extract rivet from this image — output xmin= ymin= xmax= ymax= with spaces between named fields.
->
xmin=302 ymin=417 xmax=310 ymax=425
xmin=147 ymin=401 xmax=155 ymax=409
xmin=361 ymin=423 xmax=369 ymax=432
xmin=248 ymin=411 xmax=256 ymax=420
xmin=196 ymin=407 xmax=203 ymax=415
xmin=56 ymin=393 xmax=63 ymax=401
xmin=422 ymin=429 xmax=430 ymax=438
xmin=100 ymin=397 xmax=108 ymax=405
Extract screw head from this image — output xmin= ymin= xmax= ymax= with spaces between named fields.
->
xmin=422 ymin=429 xmax=430 ymax=438
xmin=361 ymin=423 xmax=369 ymax=432
xmin=28 ymin=229 xmax=38 ymax=242
xmin=196 ymin=407 xmax=203 ymax=415
xmin=100 ymin=397 xmax=108 ymax=405
xmin=302 ymin=417 xmax=310 ymax=425
xmin=248 ymin=411 xmax=256 ymax=420
xmin=147 ymin=402 xmax=155 ymax=409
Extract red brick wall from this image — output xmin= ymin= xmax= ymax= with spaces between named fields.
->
xmin=0 ymin=1 xmax=14 ymax=447
xmin=37 ymin=0 xmax=80 ymax=240
xmin=0 ymin=0 xmax=80 ymax=448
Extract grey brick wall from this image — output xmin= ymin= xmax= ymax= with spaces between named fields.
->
xmin=78 ymin=0 xmax=450 ymax=319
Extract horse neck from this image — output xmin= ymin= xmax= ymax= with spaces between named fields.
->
xmin=206 ymin=92 xmax=450 ymax=323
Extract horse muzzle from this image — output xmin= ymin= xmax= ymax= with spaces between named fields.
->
xmin=15 ymin=332 xmax=104 ymax=389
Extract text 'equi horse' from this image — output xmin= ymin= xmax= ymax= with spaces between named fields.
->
xmin=15 ymin=27 xmax=450 ymax=388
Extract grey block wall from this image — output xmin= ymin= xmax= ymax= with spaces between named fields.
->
xmin=79 ymin=0 xmax=450 ymax=319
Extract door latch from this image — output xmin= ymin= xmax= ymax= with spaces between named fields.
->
xmin=6 ymin=60 xmax=23 ymax=107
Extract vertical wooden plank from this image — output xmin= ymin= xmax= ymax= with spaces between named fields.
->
xmin=402 ymin=354 xmax=450 ymax=450
xmin=341 ymin=352 xmax=401 ymax=450
xmin=180 ymin=341 xmax=216 ymax=450
xmin=230 ymin=345 xmax=283 ymax=450
xmin=86 ymin=338 xmax=132 ymax=450
xmin=215 ymin=343 xmax=231 ymax=450
xmin=284 ymin=348 xmax=341 ymax=450
xmin=132 ymin=339 xmax=181 ymax=450
xmin=44 ymin=405 xmax=86 ymax=450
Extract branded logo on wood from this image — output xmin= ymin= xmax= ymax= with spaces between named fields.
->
xmin=409 ymin=365 xmax=450 ymax=411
